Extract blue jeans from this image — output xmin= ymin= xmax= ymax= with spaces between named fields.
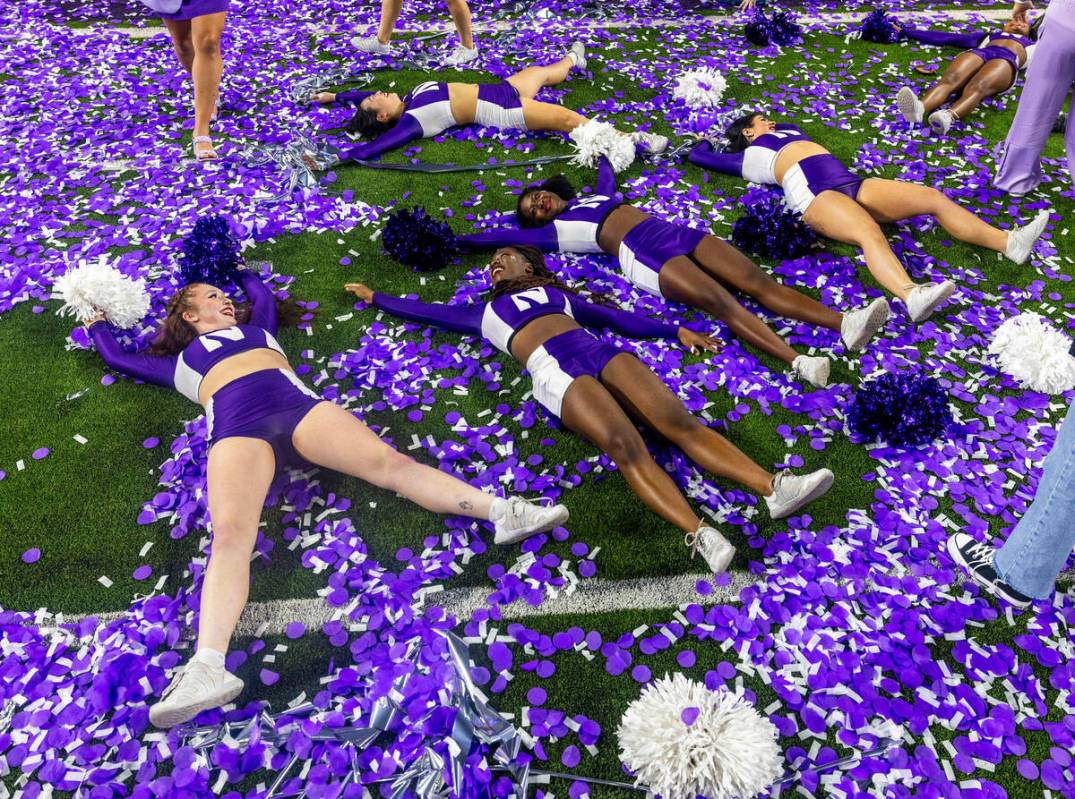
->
xmin=994 ymin=401 xmax=1075 ymax=599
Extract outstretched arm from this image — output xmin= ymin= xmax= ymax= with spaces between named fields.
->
xmin=568 ymin=297 xmax=722 ymax=352
xmin=337 ymin=116 xmax=425 ymax=163
xmin=238 ymin=270 xmax=278 ymax=335
xmin=347 ymin=284 xmax=485 ymax=335
xmin=456 ymin=225 xmax=561 ymax=252
xmin=87 ymin=321 xmax=177 ymax=389
xmin=595 ymin=155 xmax=617 ymax=197
xmin=687 ymin=140 xmax=745 ymax=178
xmin=900 ymin=27 xmax=987 ymax=48
xmin=311 ymin=89 xmax=376 ymax=106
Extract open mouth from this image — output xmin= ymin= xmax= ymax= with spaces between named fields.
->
xmin=222 ymin=306 xmax=235 ymax=317
xmin=491 ymin=265 xmax=504 ymax=281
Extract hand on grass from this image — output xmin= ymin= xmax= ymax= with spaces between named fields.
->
xmin=310 ymin=92 xmax=336 ymax=104
xmin=345 ymin=283 xmax=374 ymax=302
xmin=678 ymin=328 xmax=722 ymax=355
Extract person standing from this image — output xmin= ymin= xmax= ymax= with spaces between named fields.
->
xmin=352 ymin=0 xmax=479 ymax=67
xmin=993 ymin=0 xmax=1075 ymax=196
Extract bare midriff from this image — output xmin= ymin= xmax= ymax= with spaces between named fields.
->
xmin=597 ymin=204 xmax=653 ymax=255
xmin=445 ymin=83 xmax=481 ymax=125
xmin=508 ymin=313 xmax=586 ymax=364
xmin=984 ymin=37 xmax=1027 ymax=66
xmin=773 ymin=140 xmax=833 ymax=184
xmin=197 ymin=349 xmax=294 ymax=405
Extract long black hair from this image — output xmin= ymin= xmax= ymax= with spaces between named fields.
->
xmin=347 ymin=106 xmax=393 ymax=138
xmin=723 ymin=112 xmax=762 ymax=154
xmin=515 ymin=175 xmax=578 ymax=228
xmin=489 ymin=246 xmax=610 ymax=306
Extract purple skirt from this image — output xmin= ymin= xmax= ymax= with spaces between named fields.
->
xmin=157 ymin=0 xmax=230 ymax=20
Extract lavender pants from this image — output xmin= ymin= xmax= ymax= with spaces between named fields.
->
xmin=994 ymin=0 xmax=1075 ymax=195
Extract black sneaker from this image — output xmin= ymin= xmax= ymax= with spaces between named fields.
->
xmin=946 ymin=533 xmax=1032 ymax=609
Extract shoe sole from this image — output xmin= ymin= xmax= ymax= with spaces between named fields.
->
xmin=945 ymin=537 xmax=1032 ymax=609
xmin=896 ymin=88 xmax=921 ymax=124
xmin=928 ymin=113 xmax=950 ymax=135
xmin=769 ymin=470 xmax=834 ymax=519
xmin=909 ymin=282 xmax=955 ymax=324
xmin=705 ymin=543 xmax=735 ymax=574
xmin=844 ymin=298 xmax=891 ymax=352
xmin=149 ymin=680 xmax=243 ymax=729
xmin=495 ymin=506 xmax=570 ymax=546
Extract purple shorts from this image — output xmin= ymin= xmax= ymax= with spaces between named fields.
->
xmin=157 ymin=0 xmax=230 ymax=20
xmin=524 ymin=329 xmax=623 ymax=419
xmin=967 ymin=46 xmax=1020 ymax=87
xmin=617 ymin=217 xmax=707 ymax=298
xmin=474 ymin=81 xmax=527 ymax=130
xmin=206 ymin=368 xmax=322 ymax=472
xmin=783 ymin=153 xmax=863 ymax=214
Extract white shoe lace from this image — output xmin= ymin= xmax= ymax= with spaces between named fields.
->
xmin=960 ymin=539 xmax=995 ymax=571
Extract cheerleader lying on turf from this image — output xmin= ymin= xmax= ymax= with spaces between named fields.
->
xmin=689 ymin=113 xmax=1050 ymax=324
xmin=893 ymin=18 xmax=1039 ymax=134
xmin=310 ymin=43 xmax=667 ymax=165
xmin=82 ymin=268 xmax=566 ymax=728
xmin=450 ymin=156 xmax=891 ymax=388
xmin=346 ymin=246 xmax=835 ymax=574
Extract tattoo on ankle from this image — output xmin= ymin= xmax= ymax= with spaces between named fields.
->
xmin=459 ymin=500 xmax=474 ymax=511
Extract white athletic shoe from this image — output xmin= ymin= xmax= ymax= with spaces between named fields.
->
xmin=685 ymin=525 xmax=735 ymax=574
xmin=928 ymin=109 xmax=955 ymax=135
xmin=493 ymin=497 xmax=569 ymax=545
xmin=840 ymin=297 xmax=891 ymax=352
xmin=790 ymin=355 xmax=831 ymax=387
xmin=1005 ymin=209 xmax=1050 ymax=265
xmin=629 ymin=131 xmax=669 ymax=154
xmin=896 ymin=86 xmax=924 ymax=124
xmin=568 ymin=42 xmax=587 ymax=71
xmin=351 ymin=35 xmax=393 ymax=54
xmin=149 ymin=661 xmax=244 ymax=729
xmin=765 ymin=469 xmax=834 ymax=519
xmin=904 ymin=281 xmax=956 ymax=324
xmin=444 ymin=44 xmax=479 ymax=67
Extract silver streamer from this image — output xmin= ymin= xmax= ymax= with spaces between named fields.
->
xmin=290 ymin=69 xmax=374 ymax=105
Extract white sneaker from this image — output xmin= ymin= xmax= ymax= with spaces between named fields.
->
xmin=904 ymin=281 xmax=955 ymax=324
xmin=351 ymin=35 xmax=393 ymax=54
xmin=791 ymin=355 xmax=831 ymax=387
xmin=568 ymin=42 xmax=587 ymax=71
xmin=896 ymin=86 xmax=924 ymax=124
xmin=1005 ymin=209 xmax=1050 ymax=265
xmin=629 ymin=131 xmax=669 ymax=154
xmin=444 ymin=44 xmax=479 ymax=67
xmin=840 ymin=297 xmax=890 ymax=352
xmin=765 ymin=469 xmax=834 ymax=519
xmin=928 ymin=109 xmax=955 ymax=135
xmin=149 ymin=661 xmax=244 ymax=729
xmin=493 ymin=497 xmax=569 ymax=545
xmin=685 ymin=525 xmax=735 ymax=574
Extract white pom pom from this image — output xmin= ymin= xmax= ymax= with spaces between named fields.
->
xmin=988 ymin=312 xmax=1075 ymax=394
xmin=618 ymin=673 xmax=783 ymax=799
xmin=52 ymin=256 xmax=150 ymax=329
xmin=672 ymin=69 xmax=728 ymax=109
xmin=569 ymin=120 xmax=636 ymax=173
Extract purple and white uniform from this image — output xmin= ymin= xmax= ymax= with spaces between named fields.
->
xmin=370 ymin=284 xmax=679 ymax=418
xmin=88 ymin=272 xmax=322 ymax=471
xmin=456 ymin=157 xmax=707 ymax=299
xmin=901 ymin=27 xmax=1037 ymax=89
xmin=335 ymin=81 xmax=527 ymax=163
xmin=688 ymin=124 xmax=863 ymax=215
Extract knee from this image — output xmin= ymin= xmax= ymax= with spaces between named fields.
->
xmin=193 ymin=31 xmax=222 ymax=56
xmin=209 ymin=516 xmax=255 ymax=550
xmin=853 ymin=223 xmax=889 ymax=249
xmin=445 ymin=0 xmax=468 ymax=11
xmin=561 ymin=109 xmax=586 ymax=131
xmin=173 ymin=39 xmax=195 ymax=60
xmin=963 ymin=78 xmax=991 ymax=98
xmin=603 ymin=427 xmax=648 ymax=466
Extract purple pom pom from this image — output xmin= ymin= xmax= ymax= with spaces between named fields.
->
xmin=382 ymin=207 xmax=460 ymax=272
xmin=178 ymin=215 xmax=244 ymax=288
xmin=859 ymin=9 xmax=901 ymax=44
xmin=846 ymin=372 xmax=953 ymax=447
xmin=731 ymin=187 xmax=816 ymax=259
xmin=745 ymin=10 xmax=801 ymax=46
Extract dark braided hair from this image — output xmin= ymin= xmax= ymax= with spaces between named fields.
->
xmin=489 ymin=246 xmax=611 ymax=306
xmin=723 ymin=112 xmax=762 ymax=154
xmin=516 ymin=175 xmax=579 ymax=228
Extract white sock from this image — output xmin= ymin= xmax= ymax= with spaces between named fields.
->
xmin=192 ymin=647 xmax=226 ymax=670
xmin=489 ymin=497 xmax=508 ymax=523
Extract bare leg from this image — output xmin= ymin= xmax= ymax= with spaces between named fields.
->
xmin=599 ymin=354 xmax=775 ymax=496
xmin=519 ymin=98 xmax=587 ymax=132
xmin=292 ymin=402 xmax=494 ymax=519
xmin=856 ymin=178 xmax=1008 ymax=253
xmin=162 ymin=19 xmax=194 ymax=74
xmin=189 ymin=13 xmax=226 ymax=146
xmin=657 ymin=256 xmax=800 ymax=364
xmin=445 ymin=0 xmax=474 ymax=49
xmin=376 ymin=0 xmax=404 ymax=43
xmin=507 ymin=57 xmax=576 ymax=98
xmin=198 ymin=438 xmax=276 ymax=653
xmin=921 ymin=52 xmax=984 ymax=113
xmin=949 ymin=60 xmax=1016 ymax=119
xmin=802 ymin=190 xmax=918 ymax=300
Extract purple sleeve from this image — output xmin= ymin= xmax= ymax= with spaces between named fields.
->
xmin=567 ymin=296 xmax=679 ymax=340
xmin=457 ymin=225 xmax=561 ymax=252
xmin=901 ymin=27 xmax=986 ymax=48
xmin=239 ymin=271 xmax=278 ymax=335
xmin=89 ymin=322 xmax=177 ymax=389
xmin=687 ymin=141 xmax=745 ymax=178
xmin=775 ymin=123 xmax=802 ymax=133
xmin=595 ymin=156 xmax=617 ymax=196
xmin=334 ymin=89 xmax=375 ymax=106
xmin=370 ymin=293 xmax=485 ymax=335
xmin=338 ymin=116 xmax=425 ymax=162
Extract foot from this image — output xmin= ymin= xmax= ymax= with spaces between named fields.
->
xmin=765 ymin=468 xmax=834 ymax=519
xmin=1053 ymin=112 xmax=1068 ymax=135
xmin=492 ymin=497 xmax=569 ymax=545
xmin=840 ymin=297 xmax=891 ymax=352
xmin=685 ymin=525 xmax=735 ymax=574
xmin=568 ymin=42 xmax=587 ymax=71
xmin=790 ymin=355 xmax=831 ymax=387
xmin=946 ymin=533 xmax=1032 ymax=609
xmin=896 ymin=86 xmax=924 ymax=125
xmin=351 ymin=35 xmax=392 ymax=54
xmin=928 ymin=109 xmax=955 ymax=135
xmin=629 ymin=131 xmax=669 ymax=155
xmin=444 ymin=44 xmax=479 ymax=67
xmin=904 ymin=281 xmax=955 ymax=324
xmin=149 ymin=661 xmax=244 ymax=729
xmin=1005 ymin=209 xmax=1050 ymax=264
xmin=192 ymin=135 xmax=217 ymax=161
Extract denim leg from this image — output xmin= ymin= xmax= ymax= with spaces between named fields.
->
xmin=994 ymin=402 xmax=1075 ymax=598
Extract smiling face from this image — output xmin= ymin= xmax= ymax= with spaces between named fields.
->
xmin=742 ymin=114 xmax=777 ymax=143
xmin=360 ymin=91 xmax=403 ymax=123
xmin=489 ymin=248 xmax=533 ymax=284
xmin=180 ymin=284 xmax=236 ymax=332
xmin=518 ymin=189 xmax=567 ymax=224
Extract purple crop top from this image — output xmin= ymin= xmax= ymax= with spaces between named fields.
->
xmin=335 ymin=81 xmax=458 ymax=163
xmin=88 ymin=272 xmax=284 ymax=403
xmin=371 ymin=283 xmax=678 ymax=355
xmin=688 ymin=123 xmax=812 ymax=185
xmin=455 ymin=157 xmax=623 ymax=254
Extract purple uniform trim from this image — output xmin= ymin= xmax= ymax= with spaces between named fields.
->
xmin=526 ymin=329 xmax=624 ymax=418
xmin=205 ymin=368 xmax=322 ymax=470
xmin=618 ymin=218 xmax=707 ymax=297
xmin=967 ymin=45 xmax=1021 ymax=78
xmin=155 ymin=0 xmax=229 ymax=19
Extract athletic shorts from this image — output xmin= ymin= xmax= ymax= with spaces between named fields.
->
xmin=474 ymin=81 xmax=528 ymax=131
xmin=617 ymin=217 xmax=707 ymax=298
xmin=525 ymin=329 xmax=623 ymax=419
xmin=782 ymin=153 xmax=863 ymax=215
xmin=966 ymin=46 xmax=1020 ymax=91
